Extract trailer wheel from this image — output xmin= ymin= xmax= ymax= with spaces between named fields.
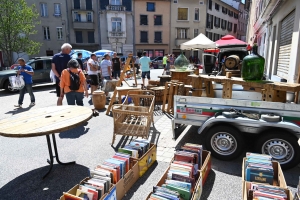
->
xmin=255 ymin=132 xmax=300 ymax=169
xmin=205 ymin=126 xmax=244 ymax=160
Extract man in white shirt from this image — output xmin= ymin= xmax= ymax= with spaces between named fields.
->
xmin=87 ymin=54 xmax=99 ymax=95
xmin=100 ymin=54 xmax=112 ymax=95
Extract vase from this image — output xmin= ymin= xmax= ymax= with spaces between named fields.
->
xmin=174 ymin=52 xmax=189 ymax=71
xmin=242 ymin=44 xmax=265 ymax=81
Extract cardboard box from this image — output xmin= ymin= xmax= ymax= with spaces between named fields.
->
xmin=243 ymin=181 xmax=294 ymax=200
xmin=242 ymin=158 xmax=287 ymax=195
xmin=201 ymin=150 xmax=211 ymax=186
xmin=133 ymin=143 xmax=157 ymax=177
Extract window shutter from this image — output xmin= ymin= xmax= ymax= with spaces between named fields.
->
xmin=100 ymin=0 xmax=109 ymax=10
xmin=122 ymin=0 xmax=132 ymax=11
xmin=75 ymin=31 xmax=83 ymax=43
xmin=88 ymin=31 xmax=95 ymax=43
xmin=74 ymin=0 xmax=80 ymax=9
xmin=86 ymin=0 xmax=92 ymax=10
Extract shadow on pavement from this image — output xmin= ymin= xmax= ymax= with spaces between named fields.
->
xmin=5 ymin=106 xmax=33 ymax=115
xmin=0 ymin=164 xmax=89 ymax=199
xmin=59 ymin=122 xmax=90 ymax=139
xmin=200 ymin=170 xmax=216 ymax=200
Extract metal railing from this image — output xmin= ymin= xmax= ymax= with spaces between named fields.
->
xmin=109 ymin=31 xmax=125 ymax=37
xmin=106 ymin=5 xmax=126 ymax=11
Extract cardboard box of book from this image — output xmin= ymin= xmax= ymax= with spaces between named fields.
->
xmin=200 ymin=150 xmax=211 ymax=186
xmin=131 ymin=143 xmax=157 ymax=177
xmin=243 ymin=181 xmax=294 ymax=200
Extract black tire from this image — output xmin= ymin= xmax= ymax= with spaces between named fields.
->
xmin=205 ymin=126 xmax=244 ymax=160
xmin=4 ymin=80 xmax=18 ymax=93
xmin=255 ymin=132 xmax=300 ymax=169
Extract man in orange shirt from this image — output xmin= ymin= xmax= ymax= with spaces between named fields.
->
xmin=60 ymin=59 xmax=88 ymax=106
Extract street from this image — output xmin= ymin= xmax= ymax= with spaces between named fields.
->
xmin=0 ymin=69 xmax=299 ymax=200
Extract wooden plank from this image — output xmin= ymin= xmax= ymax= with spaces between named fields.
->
xmin=205 ymin=81 xmax=215 ymax=98
xmin=167 ymin=83 xmax=175 ymax=114
xmin=162 ymin=82 xmax=169 ymax=112
xmin=222 ymin=81 xmax=233 ymax=99
xmin=191 ymin=76 xmax=202 ymax=96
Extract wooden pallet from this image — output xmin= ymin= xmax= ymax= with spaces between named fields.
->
xmin=162 ymin=81 xmax=185 ymax=114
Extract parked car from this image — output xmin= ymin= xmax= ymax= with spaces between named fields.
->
xmin=0 ymin=56 xmax=53 ymax=92
xmin=151 ymin=56 xmax=163 ymax=69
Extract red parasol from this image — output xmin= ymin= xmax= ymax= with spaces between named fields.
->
xmin=204 ymin=49 xmax=220 ymax=53
xmin=215 ymin=35 xmax=247 ymax=47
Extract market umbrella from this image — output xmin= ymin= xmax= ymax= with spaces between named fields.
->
xmin=93 ymin=49 xmax=115 ymax=57
xmin=215 ymin=35 xmax=247 ymax=47
xmin=180 ymin=33 xmax=216 ymax=50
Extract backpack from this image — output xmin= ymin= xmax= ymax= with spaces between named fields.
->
xmin=68 ymin=68 xmax=81 ymax=91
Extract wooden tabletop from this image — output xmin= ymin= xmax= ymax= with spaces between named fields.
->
xmin=116 ymin=86 xmax=140 ymax=91
xmin=0 ymin=106 xmax=93 ymax=138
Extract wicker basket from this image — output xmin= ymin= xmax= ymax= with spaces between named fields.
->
xmin=111 ymin=90 xmax=155 ymax=144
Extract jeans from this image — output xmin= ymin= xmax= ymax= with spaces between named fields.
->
xmin=114 ymin=70 xmax=120 ymax=79
xmin=65 ymin=91 xmax=84 ymax=106
xmin=18 ymin=84 xmax=35 ymax=105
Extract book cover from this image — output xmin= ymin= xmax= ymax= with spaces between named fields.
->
xmin=166 ymin=180 xmax=192 ymax=191
xmin=102 ymin=162 xmax=121 ymax=182
xmin=112 ymin=155 xmax=130 ymax=173
xmin=172 ymin=173 xmax=196 ymax=188
xmin=63 ymin=192 xmax=84 ymax=200
xmin=79 ymin=185 xmax=98 ymax=200
xmin=96 ymin=165 xmax=118 ymax=184
xmin=163 ymin=184 xmax=191 ymax=200
xmin=76 ymin=189 xmax=94 ymax=200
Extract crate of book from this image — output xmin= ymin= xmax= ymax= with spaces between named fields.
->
xmin=146 ymin=143 xmax=211 ymax=200
xmin=243 ymin=181 xmax=294 ymax=200
xmin=118 ymin=139 xmax=157 ymax=177
xmin=296 ymin=177 xmax=300 ymax=200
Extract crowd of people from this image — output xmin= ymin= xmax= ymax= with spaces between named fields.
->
xmin=14 ymin=43 xmax=153 ymax=108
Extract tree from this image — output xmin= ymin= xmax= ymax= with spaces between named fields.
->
xmin=0 ymin=0 xmax=41 ymax=66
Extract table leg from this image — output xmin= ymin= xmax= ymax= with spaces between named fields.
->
xmin=43 ymin=134 xmax=75 ymax=179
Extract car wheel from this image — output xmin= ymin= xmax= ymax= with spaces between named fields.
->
xmin=255 ymin=132 xmax=300 ymax=169
xmin=4 ymin=80 xmax=18 ymax=92
xmin=205 ymin=126 xmax=244 ymax=160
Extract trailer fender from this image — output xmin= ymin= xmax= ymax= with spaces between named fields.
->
xmin=197 ymin=117 xmax=243 ymax=134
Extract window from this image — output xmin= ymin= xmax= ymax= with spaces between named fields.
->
xmin=154 ymin=15 xmax=162 ymax=25
xmin=214 ymin=16 xmax=220 ymax=28
xmin=228 ymin=10 xmax=233 ymax=17
xmin=86 ymin=0 xmax=92 ymax=10
xmin=88 ymin=31 xmax=95 ymax=43
xmin=74 ymin=0 xmax=80 ymax=9
xmin=206 ymin=14 xmax=213 ymax=29
xmin=31 ymin=60 xmax=44 ymax=70
xmin=222 ymin=6 xmax=227 ymax=14
xmin=178 ymin=8 xmax=188 ymax=20
xmin=234 ymin=13 xmax=238 ymax=19
xmin=112 ymin=18 xmax=122 ymax=32
xmin=43 ymin=26 xmax=50 ymax=40
xmin=234 ymin=24 xmax=237 ymax=33
xmin=54 ymin=3 xmax=61 ymax=16
xmin=155 ymin=50 xmax=164 ymax=57
xmin=174 ymin=0 xmax=178 ymax=3
xmin=74 ymin=11 xmax=81 ymax=22
xmin=177 ymin=28 xmax=187 ymax=39
xmin=221 ymin=19 xmax=227 ymax=29
xmin=194 ymin=8 xmax=199 ymax=21
xmin=56 ymin=27 xmax=63 ymax=40
xmin=140 ymin=31 xmax=148 ymax=43
xmin=228 ymin=22 xmax=232 ymax=31
xmin=40 ymin=3 xmax=48 ymax=17
xmin=208 ymin=0 xmax=212 ymax=10
xmin=75 ymin=31 xmax=83 ymax=43
xmin=111 ymin=0 xmax=121 ymax=5
xmin=194 ymin=29 xmax=199 ymax=37
xmin=147 ymin=2 xmax=155 ymax=12
xmin=215 ymin=3 xmax=219 ymax=11
xmin=87 ymin=12 xmax=92 ymax=22
xmin=140 ymin=15 xmax=148 ymax=25
xmin=206 ymin=32 xmax=213 ymax=40
xmin=214 ymin=33 xmax=219 ymax=41
xmin=154 ymin=31 xmax=162 ymax=43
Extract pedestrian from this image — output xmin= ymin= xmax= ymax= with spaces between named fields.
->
xmin=162 ymin=54 xmax=168 ymax=74
xmin=100 ymin=54 xmax=112 ymax=95
xmin=170 ymin=54 xmax=175 ymax=69
xmin=111 ymin=52 xmax=121 ymax=79
xmin=14 ymin=58 xmax=35 ymax=108
xmin=139 ymin=51 xmax=151 ymax=88
xmin=76 ymin=53 xmax=84 ymax=69
xmin=60 ymin=59 xmax=88 ymax=106
xmin=51 ymin=43 xmax=72 ymax=103
xmin=87 ymin=54 xmax=99 ymax=95
xmin=135 ymin=56 xmax=140 ymax=75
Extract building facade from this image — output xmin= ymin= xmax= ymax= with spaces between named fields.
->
xmin=170 ymin=0 xmax=206 ymax=58
xmin=134 ymin=0 xmax=170 ymax=58
xmin=247 ymin=0 xmax=300 ymax=84
xmin=206 ymin=0 xmax=239 ymax=42
xmin=237 ymin=1 xmax=248 ymax=41
xmin=99 ymin=0 xmax=134 ymax=56
xmin=67 ymin=0 xmax=100 ymax=52
xmin=26 ymin=0 xmax=69 ymax=57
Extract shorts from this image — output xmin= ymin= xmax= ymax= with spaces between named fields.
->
xmin=142 ymin=71 xmax=150 ymax=79
xmin=89 ymin=74 xmax=99 ymax=86
xmin=104 ymin=76 xmax=111 ymax=80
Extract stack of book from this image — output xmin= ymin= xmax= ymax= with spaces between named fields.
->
xmin=247 ymin=182 xmax=288 ymax=200
xmin=244 ymin=153 xmax=274 ymax=185
xmin=148 ymin=143 xmax=203 ymax=200
xmin=118 ymin=139 xmax=150 ymax=159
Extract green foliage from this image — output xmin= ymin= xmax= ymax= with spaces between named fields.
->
xmin=0 ymin=0 xmax=41 ymax=65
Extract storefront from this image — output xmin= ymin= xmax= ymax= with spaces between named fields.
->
xmin=135 ymin=44 xmax=168 ymax=59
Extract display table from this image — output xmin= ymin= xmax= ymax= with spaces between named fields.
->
xmin=170 ymin=69 xmax=194 ymax=85
xmin=0 ymin=106 xmax=93 ymax=178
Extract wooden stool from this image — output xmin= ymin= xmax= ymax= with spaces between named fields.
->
xmin=150 ymin=86 xmax=165 ymax=110
xmin=92 ymin=90 xmax=106 ymax=109
xmin=158 ymin=75 xmax=171 ymax=86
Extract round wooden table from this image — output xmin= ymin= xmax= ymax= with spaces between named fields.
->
xmin=0 ymin=106 xmax=93 ymax=178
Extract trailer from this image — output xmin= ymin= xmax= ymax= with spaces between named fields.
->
xmin=173 ymin=95 xmax=300 ymax=169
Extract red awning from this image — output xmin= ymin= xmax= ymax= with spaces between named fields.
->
xmin=215 ymin=35 xmax=247 ymax=47
xmin=204 ymin=49 xmax=220 ymax=53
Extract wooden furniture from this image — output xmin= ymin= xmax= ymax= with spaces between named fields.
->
xmin=104 ymin=79 xmax=118 ymax=93
xmin=189 ymin=74 xmax=300 ymax=103
xmin=150 ymin=86 xmax=165 ymax=109
xmin=115 ymin=86 xmax=141 ymax=104
xmin=92 ymin=90 xmax=106 ymax=109
xmin=162 ymin=81 xmax=185 ymax=114
xmin=111 ymin=91 xmax=155 ymax=145
xmin=158 ymin=75 xmax=171 ymax=86
xmin=170 ymin=69 xmax=194 ymax=85
xmin=106 ymin=55 xmax=138 ymax=115
xmin=0 ymin=106 xmax=93 ymax=178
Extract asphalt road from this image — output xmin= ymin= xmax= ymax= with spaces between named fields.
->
xmin=0 ymin=69 xmax=299 ymax=200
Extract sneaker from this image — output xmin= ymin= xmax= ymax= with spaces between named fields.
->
xmin=14 ymin=104 xmax=22 ymax=108
xmin=29 ymin=102 xmax=35 ymax=106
